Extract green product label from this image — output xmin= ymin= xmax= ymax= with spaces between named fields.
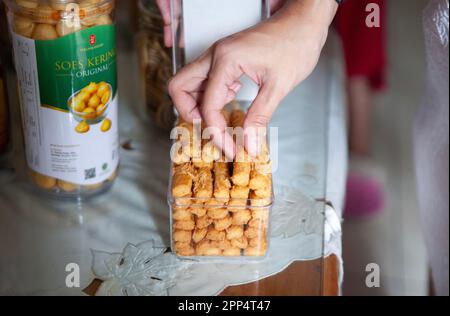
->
xmin=35 ymin=25 xmax=117 ymax=112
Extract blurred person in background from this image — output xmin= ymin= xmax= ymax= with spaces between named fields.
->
xmin=335 ymin=0 xmax=387 ymax=218
xmin=158 ymin=0 xmax=449 ymax=295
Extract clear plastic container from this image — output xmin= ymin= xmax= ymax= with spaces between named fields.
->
xmin=168 ymin=107 xmax=274 ymax=261
xmin=5 ymin=0 xmax=119 ymax=199
xmin=168 ymin=0 xmax=272 ymax=260
xmin=137 ymin=0 xmax=175 ymax=130
xmin=169 ymin=190 xmax=273 ymax=260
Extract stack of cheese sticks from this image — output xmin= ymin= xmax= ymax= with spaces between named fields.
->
xmin=170 ymin=107 xmax=273 ymax=258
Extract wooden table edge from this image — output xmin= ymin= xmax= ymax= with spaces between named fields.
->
xmin=84 ymin=254 xmax=340 ymax=296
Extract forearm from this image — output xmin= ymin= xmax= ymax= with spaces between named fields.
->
xmin=270 ymin=0 xmax=338 ymax=48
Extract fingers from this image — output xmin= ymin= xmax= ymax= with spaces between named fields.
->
xmin=269 ymin=0 xmax=287 ymax=14
xmin=156 ymin=0 xmax=173 ymax=47
xmin=168 ymin=55 xmax=212 ymax=122
xmin=244 ymin=81 xmax=286 ymax=157
xmin=201 ymin=61 xmax=243 ymax=159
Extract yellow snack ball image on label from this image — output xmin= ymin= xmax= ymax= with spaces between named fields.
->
xmin=83 ymin=82 xmax=99 ymax=94
xmin=76 ymin=91 xmax=91 ymax=103
xmin=71 ymin=98 xmax=86 ymax=113
xmin=100 ymin=118 xmax=111 ymax=132
xmin=88 ymin=95 xmax=101 ymax=109
xmin=97 ymin=82 xmax=109 ymax=98
xmin=75 ymin=121 xmax=90 ymax=134
xmin=82 ymin=107 xmax=96 ymax=119
xmin=96 ymin=105 xmax=107 ymax=116
xmin=101 ymin=90 xmax=111 ymax=105
xmin=70 ymin=82 xmax=111 ymax=121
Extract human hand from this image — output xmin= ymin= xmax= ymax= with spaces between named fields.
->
xmin=168 ymin=0 xmax=338 ymax=158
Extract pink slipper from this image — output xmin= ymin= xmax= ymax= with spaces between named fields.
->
xmin=344 ymin=156 xmax=385 ymax=218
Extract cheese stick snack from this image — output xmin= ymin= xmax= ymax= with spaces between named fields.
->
xmin=226 ymin=225 xmax=244 ymax=240
xmin=193 ymin=160 xmax=214 ymax=170
xmin=193 ymin=138 xmax=215 ymax=169
xmin=249 ymin=170 xmax=272 ymax=198
xmin=230 ymin=186 xmax=250 ymax=199
xmin=199 ymin=110 xmax=229 ymax=165
xmin=254 ymin=161 xmax=273 ymax=175
xmin=190 ymin=205 xmax=207 ymax=217
xmin=193 ymin=167 xmax=213 ymax=200
xmin=229 ymin=109 xmax=252 ymax=186
xmin=232 ymin=210 xmax=252 ymax=226
xmin=192 ymin=228 xmax=208 ymax=243
xmin=214 ymin=161 xmax=231 ymax=200
xmin=223 ymin=248 xmax=242 ymax=257
xmin=254 ymin=179 xmax=272 ymax=198
xmin=214 ymin=215 xmax=233 ymax=231
xmin=171 ymin=104 xmax=272 ymax=259
xmin=231 ymin=236 xmax=249 ymax=249
xmin=173 ymin=207 xmax=192 ymax=221
xmin=172 ymin=163 xmax=194 ymax=198
xmin=201 ymin=138 xmax=220 ymax=165
xmin=254 ymin=138 xmax=271 ymax=164
xmin=172 ymin=120 xmax=193 ymax=163
xmin=206 ymin=228 xmax=226 ymax=241
xmin=174 ymin=242 xmax=195 ymax=256
xmin=204 ymin=198 xmax=227 ymax=209
xmin=230 ymin=108 xmax=246 ymax=129
xmin=211 ymin=239 xmax=232 ymax=250
xmin=173 ymin=230 xmax=192 ymax=243
xmin=232 ymin=156 xmax=251 ymax=186
xmin=228 ymin=198 xmax=248 ymax=212
xmin=249 ymin=170 xmax=270 ymax=191
xmin=173 ymin=218 xmax=196 ymax=231
xmin=244 ymin=245 xmax=267 ymax=257
xmin=249 ymin=191 xmax=272 ymax=207
xmin=196 ymin=240 xmax=222 ymax=256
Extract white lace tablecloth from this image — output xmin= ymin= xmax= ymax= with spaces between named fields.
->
xmin=0 ymin=35 xmax=347 ymax=296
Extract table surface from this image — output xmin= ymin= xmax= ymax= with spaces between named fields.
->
xmin=83 ymin=255 xmax=340 ymax=296
xmin=0 ymin=30 xmax=346 ymax=296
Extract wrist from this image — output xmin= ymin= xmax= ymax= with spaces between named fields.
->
xmin=280 ymin=0 xmax=337 ymax=46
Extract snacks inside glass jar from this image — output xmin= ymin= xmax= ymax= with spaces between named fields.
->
xmin=137 ymin=0 xmax=175 ymax=130
xmin=0 ymin=58 xmax=9 ymax=155
xmin=5 ymin=0 xmax=119 ymax=198
xmin=168 ymin=108 xmax=273 ymax=259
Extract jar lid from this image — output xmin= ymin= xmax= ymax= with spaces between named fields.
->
xmin=5 ymin=0 xmax=114 ymax=24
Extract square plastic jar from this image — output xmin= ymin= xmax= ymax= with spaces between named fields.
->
xmin=168 ymin=170 xmax=273 ymax=262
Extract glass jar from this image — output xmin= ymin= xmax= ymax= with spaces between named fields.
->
xmin=0 ymin=59 xmax=8 ymax=155
xmin=5 ymin=0 xmax=119 ymax=199
xmin=137 ymin=0 xmax=175 ymax=130
xmin=0 ymin=2 xmax=11 ymax=64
